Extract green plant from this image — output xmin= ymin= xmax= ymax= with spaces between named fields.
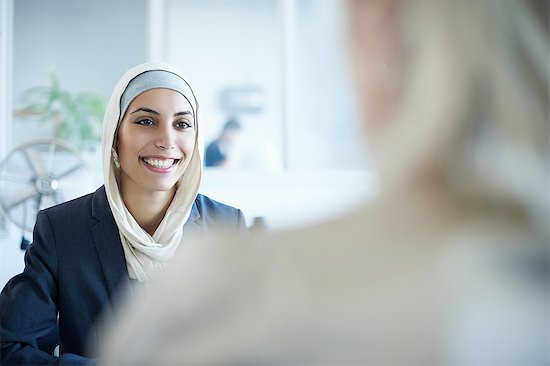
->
xmin=16 ymin=67 xmax=106 ymax=145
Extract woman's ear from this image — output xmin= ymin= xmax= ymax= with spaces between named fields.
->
xmin=111 ymin=147 xmax=121 ymax=168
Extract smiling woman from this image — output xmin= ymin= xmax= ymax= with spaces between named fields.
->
xmin=117 ymin=89 xmax=197 ymax=234
xmin=0 ymin=62 xmax=248 ymax=365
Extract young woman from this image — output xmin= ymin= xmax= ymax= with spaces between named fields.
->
xmin=0 ymin=62 xmax=247 ymax=365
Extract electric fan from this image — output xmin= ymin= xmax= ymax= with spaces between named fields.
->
xmin=0 ymin=138 xmax=93 ymax=248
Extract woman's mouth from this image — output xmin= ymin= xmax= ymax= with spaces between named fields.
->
xmin=141 ymin=157 xmax=180 ymax=170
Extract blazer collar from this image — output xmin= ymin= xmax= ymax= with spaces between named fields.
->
xmin=188 ymin=198 xmax=200 ymax=223
xmin=90 ymin=186 xmax=130 ymax=307
xmin=182 ymin=197 xmax=201 ymax=237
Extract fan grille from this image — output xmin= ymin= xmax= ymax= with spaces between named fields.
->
xmin=0 ymin=139 xmax=88 ymax=232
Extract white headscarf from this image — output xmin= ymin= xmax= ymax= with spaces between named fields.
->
xmin=101 ymin=62 xmax=203 ymax=282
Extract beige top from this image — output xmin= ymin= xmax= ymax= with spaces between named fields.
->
xmin=99 ymin=189 xmax=547 ymax=365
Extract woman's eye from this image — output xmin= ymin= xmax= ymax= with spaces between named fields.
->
xmin=136 ymin=118 xmax=155 ymax=126
xmin=175 ymin=120 xmax=192 ymax=129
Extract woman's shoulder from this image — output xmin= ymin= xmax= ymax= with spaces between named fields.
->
xmin=193 ymin=194 xmax=246 ymax=229
xmin=194 ymin=194 xmax=240 ymax=213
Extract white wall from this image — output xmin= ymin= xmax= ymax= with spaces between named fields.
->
xmin=289 ymin=0 xmax=364 ymax=170
xmin=12 ymin=0 xmax=148 ymax=98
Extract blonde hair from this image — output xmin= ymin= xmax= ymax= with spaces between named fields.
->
xmin=351 ymin=0 xmax=549 ymax=234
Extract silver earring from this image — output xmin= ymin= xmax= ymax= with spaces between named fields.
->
xmin=112 ymin=148 xmax=120 ymax=168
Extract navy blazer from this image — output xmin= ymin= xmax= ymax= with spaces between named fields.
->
xmin=0 ymin=186 xmax=246 ymax=365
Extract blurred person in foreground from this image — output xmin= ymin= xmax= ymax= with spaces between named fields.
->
xmin=99 ymin=0 xmax=548 ymax=364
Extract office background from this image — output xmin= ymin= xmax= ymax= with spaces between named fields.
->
xmin=0 ymin=0 xmax=375 ymax=286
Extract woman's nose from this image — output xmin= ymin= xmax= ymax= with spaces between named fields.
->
xmin=154 ymin=122 xmax=175 ymax=150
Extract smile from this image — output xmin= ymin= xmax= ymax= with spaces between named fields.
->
xmin=141 ymin=157 xmax=180 ymax=170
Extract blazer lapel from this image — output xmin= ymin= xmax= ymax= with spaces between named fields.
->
xmin=90 ymin=186 xmax=130 ymax=303
xmin=182 ymin=200 xmax=201 ymax=240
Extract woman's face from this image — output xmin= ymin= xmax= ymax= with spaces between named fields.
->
xmin=116 ymin=88 xmax=196 ymax=195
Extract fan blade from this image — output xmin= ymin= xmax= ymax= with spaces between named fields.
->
xmin=3 ymin=187 xmax=39 ymax=210
xmin=36 ymin=194 xmax=43 ymax=211
xmin=0 ymin=175 xmax=32 ymax=184
xmin=23 ymin=146 xmax=48 ymax=176
xmin=45 ymin=141 xmax=57 ymax=175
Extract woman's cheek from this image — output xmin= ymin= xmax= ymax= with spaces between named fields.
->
xmin=182 ymin=133 xmax=197 ymax=155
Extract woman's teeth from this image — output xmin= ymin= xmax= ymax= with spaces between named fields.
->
xmin=142 ymin=158 xmax=177 ymax=169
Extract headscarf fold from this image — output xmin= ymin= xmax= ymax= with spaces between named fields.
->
xmin=101 ymin=62 xmax=203 ymax=282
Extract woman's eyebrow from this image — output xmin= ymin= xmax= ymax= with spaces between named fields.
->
xmin=174 ymin=111 xmax=193 ymax=117
xmin=131 ymin=107 xmax=159 ymax=115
